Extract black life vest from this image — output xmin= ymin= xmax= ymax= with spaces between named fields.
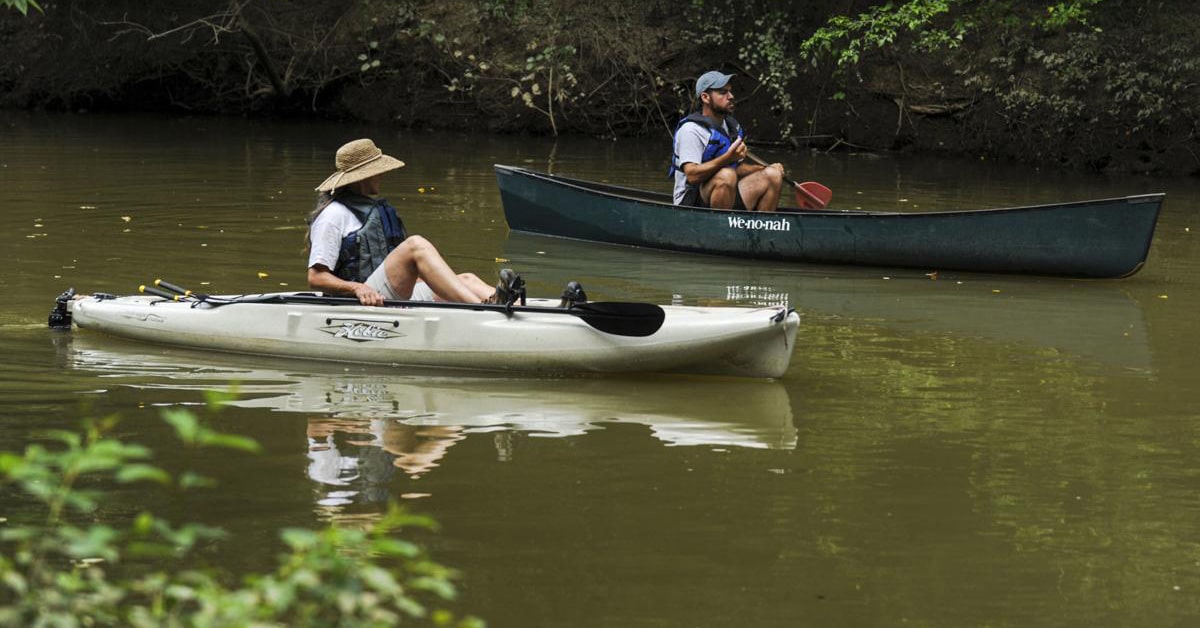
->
xmin=328 ymin=193 xmax=408 ymax=283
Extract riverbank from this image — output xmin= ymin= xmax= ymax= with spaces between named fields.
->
xmin=3 ymin=0 xmax=1197 ymax=176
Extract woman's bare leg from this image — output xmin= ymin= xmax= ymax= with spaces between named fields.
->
xmin=381 ymin=235 xmax=487 ymax=303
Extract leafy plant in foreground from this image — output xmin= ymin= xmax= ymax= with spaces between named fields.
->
xmin=0 ymin=396 xmax=482 ymax=627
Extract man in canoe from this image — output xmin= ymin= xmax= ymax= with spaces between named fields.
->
xmin=307 ymin=138 xmax=523 ymax=306
xmin=669 ymin=70 xmax=785 ymax=212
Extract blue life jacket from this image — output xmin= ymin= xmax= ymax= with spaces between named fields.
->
xmin=328 ymin=193 xmax=408 ymax=283
xmin=668 ymin=112 xmax=744 ymax=177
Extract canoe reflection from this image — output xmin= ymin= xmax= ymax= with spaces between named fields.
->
xmin=63 ymin=335 xmax=796 ymax=503
xmin=504 ymin=232 xmax=1154 ymax=372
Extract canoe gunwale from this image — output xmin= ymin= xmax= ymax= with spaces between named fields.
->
xmin=495 ymin=164 xmax=1165 ymax=219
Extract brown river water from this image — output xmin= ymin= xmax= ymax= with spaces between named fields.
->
xmin=3 ymin=111 xmax=1200 ymax=627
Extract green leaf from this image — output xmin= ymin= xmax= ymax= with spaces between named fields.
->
xmin=201 ymin=433 xmax=261 ymax=454
xmin=360 ymin=566 xmax=400 ymax=594
xmin=409 ymin=575 xmax=457 ymax=600
xmin=161 ymin=408 xmax=201 ymax=444
xmin=280 ymin=528 xmax=318 ymax=551
xmin=177 ymin=471 xmax=217 ymax=490
xmin=116 ymin=463 xmax=171 ymax=485
xmin=371 ymin=538 xmax=420 ymax=558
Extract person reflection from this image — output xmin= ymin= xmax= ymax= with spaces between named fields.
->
xmin=379 ymin=424 xmax=466 ymax=478
xmin=306 ymin=417 xmax=395 ymax=506
xmin=305 ymin=417 xmax=470 ymax=505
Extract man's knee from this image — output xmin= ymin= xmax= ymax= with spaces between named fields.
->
xmin=764 ymin=166 xmax=783 ymax=188
xmin=712 ymin=168 xmax=737 ymax=189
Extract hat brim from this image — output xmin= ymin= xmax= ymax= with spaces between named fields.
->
xmin=315 ymin=154 xmax=406 ymax=192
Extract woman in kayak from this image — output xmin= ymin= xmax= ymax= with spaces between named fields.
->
xmin=306 ymin=138 xmax=522 ymax=307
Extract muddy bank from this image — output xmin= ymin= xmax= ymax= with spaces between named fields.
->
xmin=3 ymin=1 xmax=1197 ymax=176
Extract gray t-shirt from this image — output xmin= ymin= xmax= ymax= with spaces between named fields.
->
xmin=672 ymin=120 xmax=729 ymax=205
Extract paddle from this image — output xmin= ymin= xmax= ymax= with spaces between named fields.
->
xmin=744 ymin=149 xmax=832 ymax=210
xmin=141 ymin=282 xmax=667 ymax=338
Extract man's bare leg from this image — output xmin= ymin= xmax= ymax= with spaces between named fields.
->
xmin=701 ymin=168 xmax=740 ymax=209
xmin=737 ymin=166 xmax=784 ymax=211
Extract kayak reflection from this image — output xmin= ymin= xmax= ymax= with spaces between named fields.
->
xmin=63 ymin=335 xmax=796 ymax=503
xmin=503 ymin=232 xmax=1154 ymax=372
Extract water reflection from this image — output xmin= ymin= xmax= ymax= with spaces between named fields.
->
xmin=503 ymin=232 xmax=1155 ymax=373
xmin=60 ymin=334 xmax=796 ymax=503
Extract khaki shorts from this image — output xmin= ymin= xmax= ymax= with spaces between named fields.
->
xmin=364 ymin=264 xmax=435 ymax=302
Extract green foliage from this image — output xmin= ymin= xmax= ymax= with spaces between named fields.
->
xmin=1043 ymin=0 xmax=1105 ymax=29
xmin=800 ymin=0 xmax=958 ymax=68
xmin=1 ymin=0 xmax=42 ymax=16
xmin=0 ymin=408 xmax=482 ymax=627
xmin=737 ymin=13 xmax=799 ymax=137
xmin=402 ymin=2 xmax=586 ymax=135
xmin=799 ymin=0 xmax=1105 ymax=69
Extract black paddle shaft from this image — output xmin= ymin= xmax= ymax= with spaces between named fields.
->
xmin=194 ymin=292 xmax=666 ymax=337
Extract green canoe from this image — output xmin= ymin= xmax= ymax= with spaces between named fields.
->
xmin=495 ymin=165 xmax=1163 ymax=278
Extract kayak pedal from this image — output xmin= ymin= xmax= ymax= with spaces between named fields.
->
xmin=48 ymin=288 xmax=76 ymax=330
xmin=559 ymin=281 xmax=588 ymax=309
xmin=495 ymin=269 xmax=526 ymax=309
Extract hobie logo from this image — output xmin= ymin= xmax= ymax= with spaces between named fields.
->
xmin=728 ymin=216 xmax=791 ymax=231
xmin=319 ymin=319 xmax=405 ymax=343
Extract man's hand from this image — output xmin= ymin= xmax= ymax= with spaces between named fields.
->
xmin=724 ymin=137 xmax=748 ymax=164
xmin=352 ymin=282 xmax=385 ymax=306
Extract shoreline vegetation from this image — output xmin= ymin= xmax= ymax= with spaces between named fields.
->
xmin=2 ymin=0 xmax=1197 ymax=176
xmin=0 ymin=399 xmax=483 ymax=626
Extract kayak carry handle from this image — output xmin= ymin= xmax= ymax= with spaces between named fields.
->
xmin=139 ymin=284 xmax=182 ymax=301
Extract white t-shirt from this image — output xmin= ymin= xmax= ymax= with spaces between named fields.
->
xmin=307 ymin=201 xmax=435 ymax=301
xmin=307 ymin=201 xmax=361 ymax=271
xmin=672 ymin=120 xmax=727 ymax=205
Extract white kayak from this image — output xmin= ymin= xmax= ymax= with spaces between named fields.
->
xmin=62 ymin=291 xmax=799 ymax=379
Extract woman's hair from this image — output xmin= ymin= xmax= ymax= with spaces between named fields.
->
xmin=303 ymin=190 xmax=340 ymax=253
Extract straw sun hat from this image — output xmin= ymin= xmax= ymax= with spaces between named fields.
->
xmin=315 ymin=138 xmax=406 ymax=192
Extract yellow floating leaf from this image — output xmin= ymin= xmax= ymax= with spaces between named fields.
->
xmin=494 ymin=257 xmax=509 ymax=263
xmin=257 ymin=272 xmax=270 ymax=279
xmin=1158 ymin=294 xmax=1168 ymax=299
xmin=992 ymin=289 xmax=1002 ymax=293
xmin=121 ymin=216 xmax=132 ymax=222
xmin=418 ymin=187 xmax=426 ymax=193
xmin=278 ymin=282 xmax=289 ymax=287
xmin=926 ymin=271 xmax=939 ymax=280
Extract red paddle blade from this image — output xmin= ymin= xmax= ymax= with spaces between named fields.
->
xmin=794 ymin=181 xmax=832 ymax=209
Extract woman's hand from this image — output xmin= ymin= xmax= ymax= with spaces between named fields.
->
xmin=352 ymin=282 xmax=385 ymax=306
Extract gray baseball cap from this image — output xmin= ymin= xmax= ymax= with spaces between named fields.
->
xmin=695 ymin=71 xmax=734 ymax=97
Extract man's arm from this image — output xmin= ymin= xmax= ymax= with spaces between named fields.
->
xmin=682 ymin=137 xmax=748 ymax=185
